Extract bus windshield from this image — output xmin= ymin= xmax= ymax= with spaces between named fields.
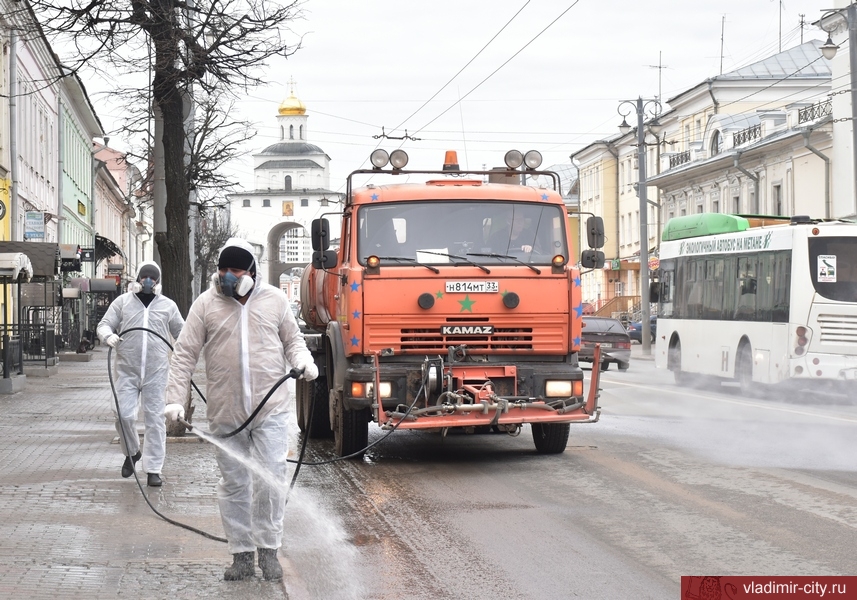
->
xmin=809 ymin=237 xmax=857 ymax=302
xmin=356 ymin=201 xmax=568 ymax=266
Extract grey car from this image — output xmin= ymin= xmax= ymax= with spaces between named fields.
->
xmin=580 ymin=316 xmax=631 ymax=371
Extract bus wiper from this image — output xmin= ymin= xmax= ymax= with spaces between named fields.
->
xmin=416 ymin=250 xmax=491 ymax=273
xmin=373 ymin=256 xmax=440 ymax=273
xmin=467 ymin=252 xmax=541 ymax=274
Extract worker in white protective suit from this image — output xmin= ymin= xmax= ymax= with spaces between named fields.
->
xmin=163 ymin=238 xmax=318 ymax=582
xmin=97 ymin=261 xmax=184 ymax=487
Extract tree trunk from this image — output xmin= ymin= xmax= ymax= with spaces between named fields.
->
xmin=152 ymin=68 xmax=193 ymax=316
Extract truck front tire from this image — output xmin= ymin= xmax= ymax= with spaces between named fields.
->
xmin=296 ymin=376 xmax=333 ymax=438
xmin=531 ymin=422 xmax=570 ymax=454
xmin=335 ymin=405 xmax=370 ymax=458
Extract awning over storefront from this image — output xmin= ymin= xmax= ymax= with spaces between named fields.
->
xmin=94 ymin=235 xmax=123 ymax=264
xmin=0 ymin=253 xmax=33 ymax=282
xmin=59 ymin=244 xmax=82 ymax=273
xmin=0 ymin=242 xmax=60 ymax=278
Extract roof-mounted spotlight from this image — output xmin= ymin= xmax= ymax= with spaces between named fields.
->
xmin=370 ymin=149 xmax=390 ymax=169
xmin=390 ymin=149 xmax=409 ymax=170
xmin=504 ymin=149 xmax=524 ymax=169
xmin=523 ymin=150 xmax=543 ymax=170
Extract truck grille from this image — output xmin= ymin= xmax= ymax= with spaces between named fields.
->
xmin=364 ymin=315 xmax=567 ymax=354
xmin=817 ymin=313 xmax=857 ymax=346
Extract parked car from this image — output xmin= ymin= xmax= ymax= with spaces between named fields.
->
xmin=580 ymin=316 xmax=631 ymax=371
xmin=627 ymin=316 xmax=658 ymax=344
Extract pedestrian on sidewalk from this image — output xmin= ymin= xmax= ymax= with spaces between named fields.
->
xmin=97 ymin=261 xmax=184 ymax=487
xmin=163 ymin=237 xmax=318 ymax=582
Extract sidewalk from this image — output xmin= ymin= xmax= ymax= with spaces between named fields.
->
xmin=0 ymin=348 xmax=291 ymax=599
xmin=630 ymin=342 xmax=656 ymax=361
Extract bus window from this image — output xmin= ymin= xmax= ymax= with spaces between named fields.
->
xmin=735 ymin=256 xmax=757 ymax=320
xmin=772 ymin=252 xmax=791 ymax=322
xmin=703 ymin=258 xmax=723 ymax=319
xmin=809 ymin=237 xmax=857 ymax=301
xmin=659 ymin=260 xmax=675 ymax=317
xmin=756 ymin=253 xmax=773 ymax=322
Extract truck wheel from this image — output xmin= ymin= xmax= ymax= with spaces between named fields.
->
xmin=335 ymin=405 xmax=370 ymax=458
xmin=296 ymin=376 xmax=333 ymax=438
xmin=531 ymin=423 xmax=570 ymax=454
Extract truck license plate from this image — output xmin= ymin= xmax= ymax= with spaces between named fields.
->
xmin=445 ymin=281 xmax=499 ymax=293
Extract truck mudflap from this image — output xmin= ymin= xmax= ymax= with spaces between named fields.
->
xmin=372 ymin=346 xmax=603 ymax=431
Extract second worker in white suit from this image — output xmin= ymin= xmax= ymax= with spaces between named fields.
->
xmin=97 ymin=261 xmax=184 ymax=487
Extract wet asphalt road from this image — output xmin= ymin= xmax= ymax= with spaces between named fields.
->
xmin=2 ymin=345 xmax=855 ymax=599
xmin=289 ymin=345 xmax=857 ymax=599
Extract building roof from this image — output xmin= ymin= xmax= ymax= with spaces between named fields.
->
xmin=258 ymin=142 xmax=326 ymax=156
xmin=256 ymin=159 xmax=323 ymax=171
xmin=717 ymin=40 xmax=829 ymax=80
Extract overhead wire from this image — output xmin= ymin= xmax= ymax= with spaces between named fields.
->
xmin=412 ymin=0 xmax=584 ymax=136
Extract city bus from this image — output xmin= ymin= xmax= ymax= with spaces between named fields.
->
xmin=654 ymin=213 xmax=857 ymax=393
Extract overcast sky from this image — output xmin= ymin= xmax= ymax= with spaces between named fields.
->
xmin=92 ymin=0 xmax=835 ymax=196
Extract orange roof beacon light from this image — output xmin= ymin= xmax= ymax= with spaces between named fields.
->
xmin=504 ymin=149 xmax=524 ymax=169
xmin=442 ymin=150 xmax=460 ymax=171
xmin=390 ymin=149 xmax=409 ymax=170
xmin=370 ymin=149 xmax=390 ymax=169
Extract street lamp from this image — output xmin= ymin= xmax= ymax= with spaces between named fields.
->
xmin=820 ymin=4 xmax=857 ymax=215
xmin=617 ymin=97 xmax=662 ymax=357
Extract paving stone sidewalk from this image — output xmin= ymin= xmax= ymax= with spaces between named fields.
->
xmin=0 ymin=348 xmax=291 ymax=599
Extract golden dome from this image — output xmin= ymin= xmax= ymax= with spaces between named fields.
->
xmin=278 ymin=92 xmax=306 ymax=116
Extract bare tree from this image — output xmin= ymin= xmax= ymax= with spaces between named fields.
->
xmin=194 ymin=206 xmax=236 ymax=296
xmin=31 ymin=0 xmax=303 ymax=315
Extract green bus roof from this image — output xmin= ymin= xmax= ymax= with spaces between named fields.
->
xmin=661 ymin=213 xmax=750 ymax=241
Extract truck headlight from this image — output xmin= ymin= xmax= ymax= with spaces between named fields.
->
xmin=545 ymin=380 xmax=583 ymax=397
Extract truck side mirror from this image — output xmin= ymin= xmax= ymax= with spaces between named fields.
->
xmin=312 ymin=250 xmax=337 ymax=269
xmin=586 ymin=216 xmax=605 ymax=249
xmin=311 ymin=219 xmax=330 ymax=251
xmin=580 ymin=249 xmax=605 ymax=269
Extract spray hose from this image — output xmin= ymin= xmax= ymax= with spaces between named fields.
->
xmin=107 ymin=326 xmax=427 ymax=542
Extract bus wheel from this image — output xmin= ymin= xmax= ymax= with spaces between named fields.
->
xmin=532 ymin=423 xmax=570 ymax=454
xmin=670 ymin=340 xmax=690 ymax=385
xmin=736 ymin=343 xmax=754 ymax=396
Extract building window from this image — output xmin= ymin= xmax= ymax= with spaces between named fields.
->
xmin=242 ymin=199 xmax=251 ymax=207
xmin=262 ymin=199 xmax=271 ymax=207
xmin=285 ymin=175 xmax=292 ymax=191
xmin=733 ymin=195 xmax=740 ymax=213
xmin=772 ymin=184 xmax=782 ymax=215
xmin=301 ymin=198 xmax=309 ymax=207
xmin=289 ymin=124 xmax=294 ymax=140
xmin=300 ymin=125 xmax=304 ymax=140
xmin=712 ymin=199 xmax=719 ymax=213
xmin=710 ymin=131 xmax=723 ymax=156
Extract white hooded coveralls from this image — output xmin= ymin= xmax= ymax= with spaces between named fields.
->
xmin=97 ymin=263 xmax=184 ymax=475
xmin=164 ymin=246 xmax=313 ymax=554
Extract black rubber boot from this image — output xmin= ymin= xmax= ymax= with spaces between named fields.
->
xmin=257 ymin=548 xmax=283 ymax=581
xmin=121 ymin=451 xmax=142 ymax=478
xmin=146 ymin=473 xmax=162 ymax=487
xmin=224 ymin=551 xmax=255 ymax=581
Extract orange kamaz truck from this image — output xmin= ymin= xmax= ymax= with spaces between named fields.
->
xmin=299 ymin=149 xmax=605 ymax=457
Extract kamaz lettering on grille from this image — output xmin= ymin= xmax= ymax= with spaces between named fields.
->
xmin=441 ymin=325 xmax=494 ymax=335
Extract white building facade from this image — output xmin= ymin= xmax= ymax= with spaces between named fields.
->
xmin=226 ymin=87 xmax=343 ymax=288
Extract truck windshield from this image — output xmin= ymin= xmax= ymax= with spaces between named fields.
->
xmin=357 ymin=201 xmax=568 ymax=266
xmin=808 ymin=236 xmax=857 ymax=302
